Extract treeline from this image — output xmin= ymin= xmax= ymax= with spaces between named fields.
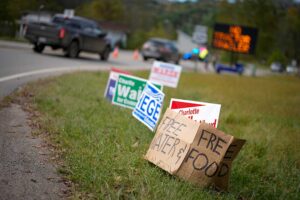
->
xmin=215 ymin=0 xmax=300 ymax=64
xmin=75 ymin=0 xmax=217 ymax=49
xmin=1 ymin=0 xmax=299 ymax=63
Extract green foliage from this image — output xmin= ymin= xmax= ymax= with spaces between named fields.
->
xmin=0 ymin=0 xmax=12 ymax=21
xmin=147 ymin=22 xmax=175 ymax=39
xmin=277 ymin=6 xmax=300 ymax=62
xmin=127 ymin=30 xmax=147 ymax=50
xmin=267 ymin=49 xmax=287 ymax=65
xmin=6 ymin=0 xmax=39 ymax=19
xmin=127 ymin=23 xmax=176 ymax=50
xmin=0 ymin=21 xmax=18 ymax=37
xmin=2 ymin=0 xmax=300 ymax=61
xmin=26 ymin=72 xmax=300 ymax=199
xmin=3 ymin=0 xmax=61 ymax=20
xmin=215 ymin=0 xmax=300 ymax=63
xmin=77 ymin=0 xmax=124 ymax=21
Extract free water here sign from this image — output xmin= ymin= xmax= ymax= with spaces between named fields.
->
xmin=132 ymin=82 xmax=165 ymax=131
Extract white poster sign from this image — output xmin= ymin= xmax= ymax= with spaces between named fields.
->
xmin=149 ymin=61 xmax=182 ymax=88
xmin=169 ymin=98 xmax=221 ymax=128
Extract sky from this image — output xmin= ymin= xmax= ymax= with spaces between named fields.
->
xmin=168 ymin=0 xmax=197 ymax=2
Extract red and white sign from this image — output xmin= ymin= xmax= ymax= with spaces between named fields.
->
xmin=169 ymin=98 xmax=221 ymax=128
xmin=149 ymin=61 xmax=182 ymax=88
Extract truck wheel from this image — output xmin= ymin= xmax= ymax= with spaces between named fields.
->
xmin=66 ymin=41 xmax=79 ymax=58
xmin=33 ymin=44 xmax=45 ymax=53
xmin=100 ymin=46 xmax=110 ymax=61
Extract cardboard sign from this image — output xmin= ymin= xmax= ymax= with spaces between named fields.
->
xmin=170 ymin=98 xmax=221 ymax=128
xmin=132 ymin=82 xmax=165 ymax=131
xmin=112 ymin=74 xmax=162 ymax=109
xmin=149 ymin=61 xmax=182 ymax=88
xmin=145 ymin=108 xmax=246 ymax=190
xmin=104 ymin=68 xmax=131 ymax=102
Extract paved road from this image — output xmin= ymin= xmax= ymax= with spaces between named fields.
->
xmin=0 ymin=40 xmax=154 ymax=99
xmin=0 ymin=40 xmax=271 ymax=99
xmin=0 ymin=40 xmax=204 ymax=99
xmin=0 ymin=40 xmax=158 ymax=78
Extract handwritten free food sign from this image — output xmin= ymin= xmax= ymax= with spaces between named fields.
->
xmin=112 ymin=74 xmax=162 ymax=109
xmin=149 ymin=61 xmax=182 ymax=88
xmin=132 ymin=82 xmax=165 ymax=131
xmin=145 ymin=109 xmax=246 ymax=190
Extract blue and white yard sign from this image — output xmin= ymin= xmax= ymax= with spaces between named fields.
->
xmin=132 ymin=82 xmax=165 ymax=131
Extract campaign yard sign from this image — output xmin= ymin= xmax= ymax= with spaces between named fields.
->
xmin=104 ymin=68 xmax=131 ymax=102
xmin=149 ymin=61 xmax=182 ymax=88
xmin=170 ymin=98 xmax=221 ymax=128
xmin=112 ymin=74 xmax=162 ymax=109
xmin=132 ymin=82 xmax=165 ymax=131
xmin=145 ymin=109 xmax=246 ymax=190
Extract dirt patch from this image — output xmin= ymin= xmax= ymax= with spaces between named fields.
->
xmin=0 ymin=104 xmax=69 ymax=200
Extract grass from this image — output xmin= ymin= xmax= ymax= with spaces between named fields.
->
xmin=0 ymin=36 xmax=28 ymax=43
xmin=21 ymin=71 xmax=300 ymax=199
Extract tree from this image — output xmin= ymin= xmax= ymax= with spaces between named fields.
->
xmin=77 ymin=0 xmax=124 ymax=21
xmin=6 ymin=0 xmax=39 ymax=19
xmin=277 ymin=6 xmax=300 ymax=62
xmin=5 ymin=0 xmax=62 ymax=20
xmin=0 ymin=0 xmax=11 ymax=21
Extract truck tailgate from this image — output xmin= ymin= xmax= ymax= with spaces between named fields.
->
xmin=26 ymin=22 xmax=61 ymax=43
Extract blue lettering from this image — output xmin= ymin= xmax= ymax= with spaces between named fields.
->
xmin=153 ymin=103 xmax=161 ymax=121
xmin=147 ymin=99 xmax=156 ymax=116
xmin=140 ymin=95 xmax=150 ymax=112
xmin=136 ymin=93 xmax=144 ymax=108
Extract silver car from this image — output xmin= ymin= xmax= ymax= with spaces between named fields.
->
xmin=141 ymin=38 xmax=180 ymax=64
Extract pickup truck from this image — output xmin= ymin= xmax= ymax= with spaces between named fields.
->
xmin=24 ymin=14 xmax=111 ymax=60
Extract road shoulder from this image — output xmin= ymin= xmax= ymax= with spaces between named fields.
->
xmin=0 ymin=103 xmax=69 ymax=200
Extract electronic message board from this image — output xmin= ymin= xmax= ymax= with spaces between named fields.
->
xmin=212 ymin=23 xmax=258 ymax=54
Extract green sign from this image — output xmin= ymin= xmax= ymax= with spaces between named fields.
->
xmin=112 ymin=74 xmax=162 ymax=109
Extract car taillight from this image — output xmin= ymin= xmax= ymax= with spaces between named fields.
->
xmin=59 ymin=28 xmax=65 ymax=39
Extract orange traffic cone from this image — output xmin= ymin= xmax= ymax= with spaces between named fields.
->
xmin=133 ymin=49 xmax=139 ymax=61
xmin=112 ymin=46 xmax=119 ymax=58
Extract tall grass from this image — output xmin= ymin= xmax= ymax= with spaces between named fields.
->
xmin=26 ymin=72 xmax=300 ymax=199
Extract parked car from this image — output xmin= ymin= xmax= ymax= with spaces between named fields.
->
xmin=270 ymin=62 xmax=285 ymax=73
xmin=286 ymin=65 xmax=298 ymax=74
xmin=24 ymin=14 xmax=111 ymax=60
xmin=141 ymin=38 xmax=180 ymax=64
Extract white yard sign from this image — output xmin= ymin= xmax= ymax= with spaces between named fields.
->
xmin=169 ymin=98 xmax=221 ymax=128
xmin=192 ymin=25 xmax=208 ymax=44
xmin=149 ymin=61 xmax=182 ymax=88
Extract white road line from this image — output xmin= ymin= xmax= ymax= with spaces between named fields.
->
xmin=0 ymin=66 xmax=110 ymax=82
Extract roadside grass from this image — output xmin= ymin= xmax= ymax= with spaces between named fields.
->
xmin=0 ymin=36 xmax=28 ymax=43
xmin=23 ymin=71 xmax=300 ymax=199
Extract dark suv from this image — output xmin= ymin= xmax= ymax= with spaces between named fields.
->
xmin=141 ymin=38 xmax=180 ymax=64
